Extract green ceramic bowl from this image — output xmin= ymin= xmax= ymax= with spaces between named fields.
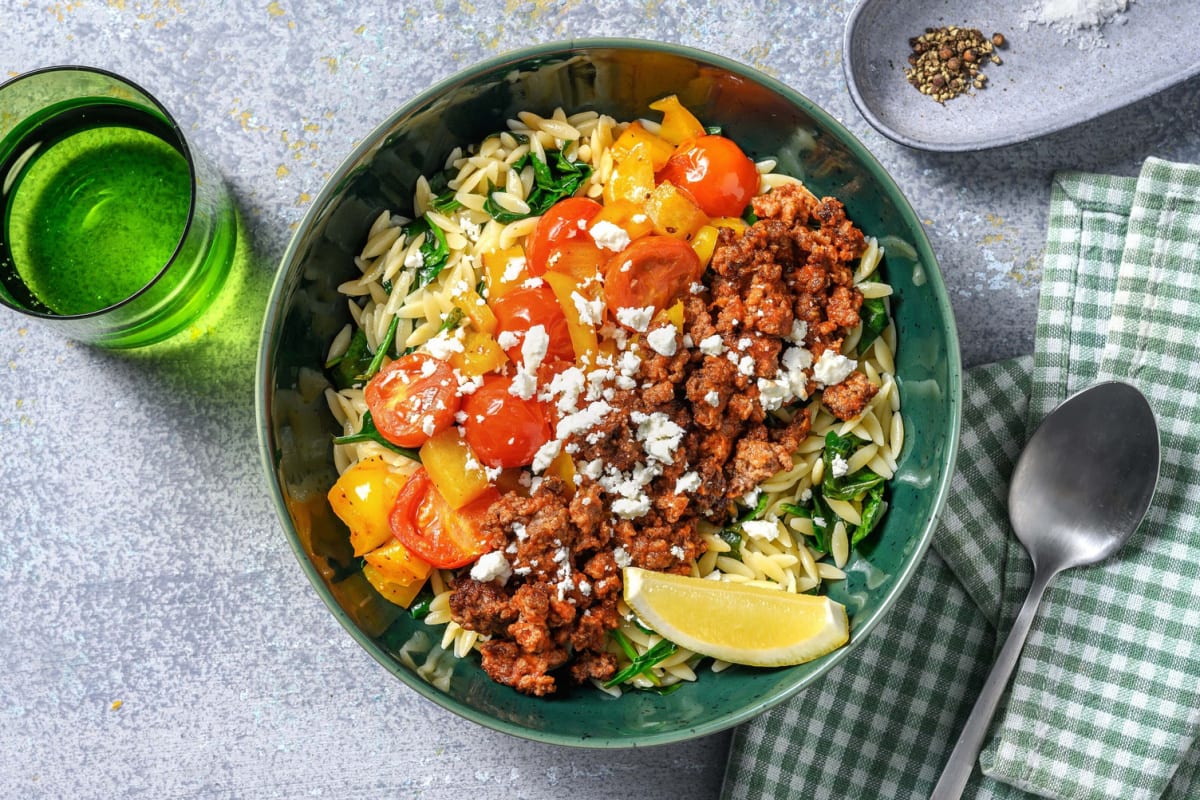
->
xmin=256 ymin=39 xmax=962 ymax=747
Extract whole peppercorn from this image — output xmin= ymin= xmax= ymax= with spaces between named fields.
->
xmin=904 ymin=26 xmax=1007 ymax=103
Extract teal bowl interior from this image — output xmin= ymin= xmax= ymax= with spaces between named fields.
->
xmin=256 ymin=39 xmax=962 ymax=747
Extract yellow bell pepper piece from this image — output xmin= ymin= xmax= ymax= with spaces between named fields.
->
xmin=363 ymin=538 xmax=433 ymax=586
xmin=327 ymin=456 xmax=409 ymax=556
xmin=542 ymin=269 xmax=600 ymax=367
xmin=645 ymin=181 xmax=708 ymax=242
xmin=604 ymin=141 xmax=656 ymax=206
xmin=649 ymin=95 xmax=706 ymax=145
xmin=545 ymin=450 xmax=576 ymax=496
xmin=610 ymin=121 xmax=676 ymax=170
xmin=448 ymin=328 xmax=509 ymax=377
xmin=451 ymin=289 xmax=497 ymax=334
xmin=591 ymin=199 xmax=654 ymax=242
xmin=691 ymin=225 xmax=719 ymax=268
xmin=710 ymin=216 xmax=748 ymax=237
xmin=419 ymin=427 xmax=492 ymax=509
xmin=362 ymin=562 xmax=428 ymax=608
xmin=481 ymin=245 xmax=529 ymax=300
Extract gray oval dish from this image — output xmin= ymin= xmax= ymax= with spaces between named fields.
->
xmin=843 ymin=0 xmax=1200 ymax=152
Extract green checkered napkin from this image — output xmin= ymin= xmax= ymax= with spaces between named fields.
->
xmin=722 ymin=157 xmax=1200 ymax=800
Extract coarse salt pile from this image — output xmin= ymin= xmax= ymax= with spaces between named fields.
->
xmin=1024 ymin=0 xmax=1134 ymax=49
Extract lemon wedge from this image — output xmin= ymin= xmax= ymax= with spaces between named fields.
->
xmin=622 ymin=567 xmax=850 ymax=666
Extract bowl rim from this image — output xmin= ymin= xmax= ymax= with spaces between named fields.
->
xmin=255 ymin=36 xmax=963 ymax=748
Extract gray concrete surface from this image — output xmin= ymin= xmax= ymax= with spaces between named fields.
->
xmin=3 ymin=2 xmax=1199 ymax=798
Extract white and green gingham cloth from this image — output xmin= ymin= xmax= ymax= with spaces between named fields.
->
xmin=722 ymin=157 xmax=1200 ymax=800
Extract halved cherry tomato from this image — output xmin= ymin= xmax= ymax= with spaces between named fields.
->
xmin=389 ymin=467 xmax=500 ymax=569
xmin=657 ymin=134 xmax=758 ymax=218
xmin=603 ymin=235 xmax=704 ymax=318
xmin=461 ymin=374 xmax=553 ymax=469
xmin=526 ymin=197 xmax=603 ymax=275
xmin=364 ymin=353 xmax=461 ymax=448
xmin=490 ymin=284 xmax=576 ymax=366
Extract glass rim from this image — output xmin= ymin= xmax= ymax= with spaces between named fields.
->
xmin=0 ymin=64 xmax=201 ymax=321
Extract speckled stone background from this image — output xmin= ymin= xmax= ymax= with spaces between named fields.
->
xmin=3 ymin=2 xmax=1199 ymax=799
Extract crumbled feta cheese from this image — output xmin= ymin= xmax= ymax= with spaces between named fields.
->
xmin=646 ymin=326 xmax=677 ymax=357
xmin=757 ymin=376 xmax=790 ymax=411
xmin=689 ymin=281 xmax=706 ymax=295
xmin=670 ymin=545 xmax=687 ymax=560
xmin=741 ymin=520 xmax=779 ymax=542
xmin=508 ymin=369 xmax=537 ymax=400
xmin=424 ymin=329 xmax=465 ymax=360
xmin=572 ymin=291 xmax=605 ymax=327
xmin=502 ymin=255 xmax=526 ymax=283
xmin=589 ymin=220 xmax=631 ymax=252
xmin=831 ymin=453 xmax=850 ymax=478
xmin=698 ymin=334 xmax=726 ymax=356
xmin=522 ymin=276 xmax=544 ymax=289
xmin=636 ymin=412 xmax=685 ymax=464
xmin=737 ymin=337 xmax=752 ymax=351
xmin=615 ymin=306 xmax=654 ymax=333
xmin=813 ymin=350 xmax=857 ymax=386
xmin=613 ymin=546 xmax=632 ymax=568
xmin=521 ymin=324 xmax=549 ymax=372
xmin=799 ymin=488 xmax=813 ymax=503
xmin=512 ymin=521 xmax=528 ymax=540
xmin=612 ymin=495 xmax=651 ymax=519
xmin=556 ymin=400 xmax=613 ymax=440
xmin=457 ymin=215 xmax=482 ymax=241
xmin=470 ymin=551 xmax=512 ymax=584
xmin=531 ymin=438 xmax=562 ymax=474
xmin=704 ymin=390 xmax=721 ymax=408
xmin=616 ymin=350 xmax=641 ymax=377
xmin=674 ymin=472 xmax=701 ymax=494
xmin=787 ymin=319 xmax=808 ymax=345
xmin=737 ymin=355 xmax=756 ymax=376
xmin=404 ymin=246 xmax=424 ymax=270
xmin=419 ymin=358 xmax=439 ymax=378
xmin=546 ymin=366 xmax=586 ymax=414
xmin=496 ymin=330 xmax=522 ymax=350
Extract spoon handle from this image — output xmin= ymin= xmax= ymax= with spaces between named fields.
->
xmin=930 ymin=566 xmax=1056 ymax=799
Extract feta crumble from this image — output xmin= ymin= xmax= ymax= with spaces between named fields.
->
xmin=589 ymin=220 xmax=631 ymax=252
xmin=646 ymin=326 xmax=677 ymax=357
xmin=470 ymin=551 xmax=512 ymax=585
xmin=813 ymin=350 xmax=857 ymax=387
xmin=615 ymin=306 xmax=654 ymax=333
xmin=741 ymin=519 xmax=779 ymax=542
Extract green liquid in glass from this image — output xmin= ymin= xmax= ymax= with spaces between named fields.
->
xmin=2 ymin=103 xmax=191 ymax=316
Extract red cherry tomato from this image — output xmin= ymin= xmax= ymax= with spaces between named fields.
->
xmin=490 ymin=284 xmax=576 ymax=365
xmin=461 ymin=374 xmax=553 ymax=469
xmin=603 ymin=235 xmax=704 ymax=319
xmin=526 ymin=197 xmax=603 ymax=275
xmin=364 ymin=353 xmax=461 ymax=448
xmin=657 ymin=134 xmax=758 ymax=217
xmin=389 ymin=467 xmax=499 ymax=569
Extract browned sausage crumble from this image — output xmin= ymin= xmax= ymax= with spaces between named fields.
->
xmin=449 ymin=184 xmax=879 ymax=695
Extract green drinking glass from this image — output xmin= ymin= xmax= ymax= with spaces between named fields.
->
xmin=0 ymin=66 xmax=237 ymax=348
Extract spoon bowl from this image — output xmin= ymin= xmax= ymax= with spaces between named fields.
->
xmin=931 ymin=380 xmax=1160 ymax=799
xmin=1009 ymin=381 xmax=1161 ymax=572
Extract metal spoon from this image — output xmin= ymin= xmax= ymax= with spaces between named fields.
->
xmin=930 ymin=380 xmax=1160 ymax=800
